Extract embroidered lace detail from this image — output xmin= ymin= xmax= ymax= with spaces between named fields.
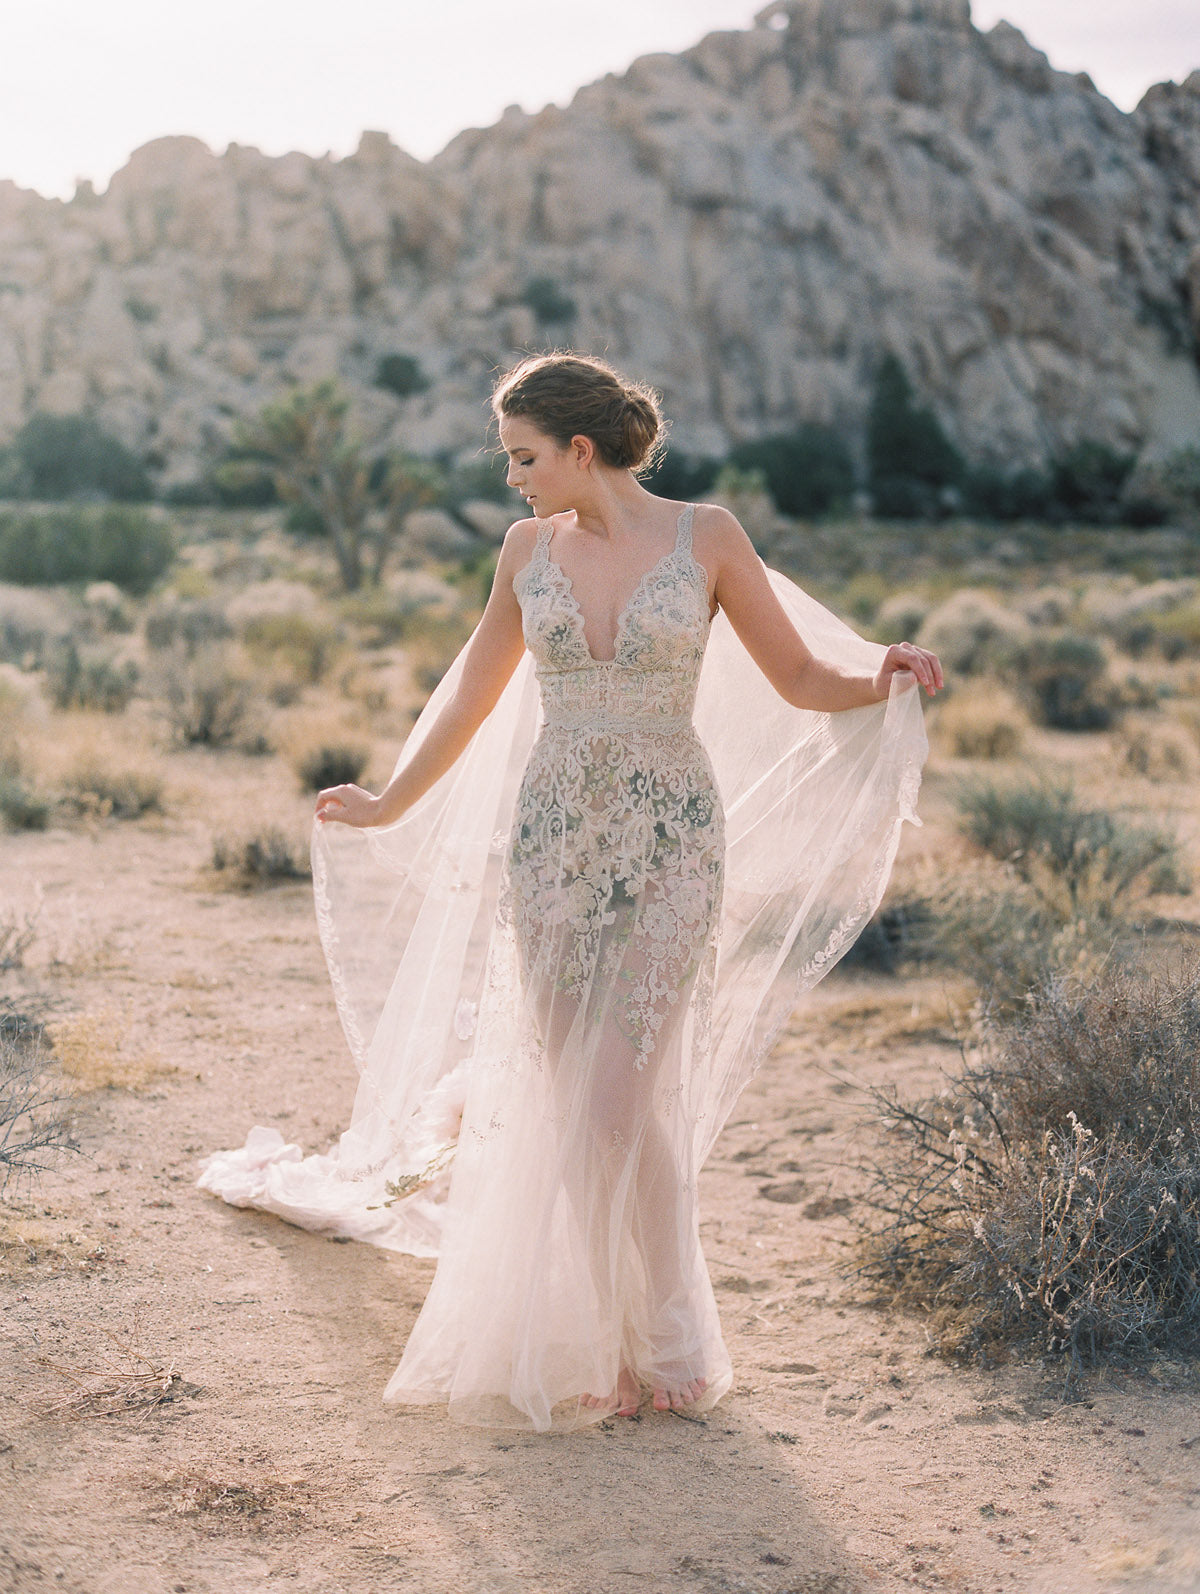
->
xmin=510 ymin=506 xmax=723 ymax=1068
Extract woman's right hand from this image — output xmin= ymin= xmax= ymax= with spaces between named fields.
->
xmin=315 ymin=784 xmax=382 ymax=828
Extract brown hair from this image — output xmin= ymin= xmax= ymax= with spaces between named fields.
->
xmin=491 ymin=353 xmax=664 ymax=474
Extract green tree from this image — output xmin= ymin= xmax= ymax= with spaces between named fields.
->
xmin=232 ymin=381 xmax=443 ymax=590
xmin=375 ymin=353 xmax=430 ymax=400
xmin=867 ymin=355 xmax=963 ymax=518
xmin=1049 ymin=440 xmax=1136 ymax=523
xmin=13 ymin=412 xmax=152 ymax=501
xmin=520 ymin=278 xmax=578 ymax=326
xmin=729 ymin=426 xmax=855 ymax=517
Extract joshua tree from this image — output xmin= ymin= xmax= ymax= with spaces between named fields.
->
xmin=231 ymin=380 xmax=443 ymax=590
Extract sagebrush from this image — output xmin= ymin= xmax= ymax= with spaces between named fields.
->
xmin=857 ymin=963 xmax=1200 ymax=1378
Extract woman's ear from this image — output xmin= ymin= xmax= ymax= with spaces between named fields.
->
xmin=570 ymin=434 xmax=596 ymax=470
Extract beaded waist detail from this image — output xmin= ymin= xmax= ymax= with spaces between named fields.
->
xmin=538 ymin=665 xmax=698 ymax=734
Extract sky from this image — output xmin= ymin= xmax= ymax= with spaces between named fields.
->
xmin=1 ymin=0 xmax=1196 ymax=201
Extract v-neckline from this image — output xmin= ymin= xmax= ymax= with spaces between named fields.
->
xmin=542 ymin=506 xmax=693 ymax=666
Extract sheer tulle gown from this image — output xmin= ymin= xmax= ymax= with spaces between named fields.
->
xmin=199 ymin=503 xmax=928 ymax=1431
xmin=386 ymin=506 xmax=729 ymax=1424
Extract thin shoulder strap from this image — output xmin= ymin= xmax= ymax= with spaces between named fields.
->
xmin=676 ymin=503 xmax=696 ymax=555
xmin=532 ymin=518 xmax=554 ymax=560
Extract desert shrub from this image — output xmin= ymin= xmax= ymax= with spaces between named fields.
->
xmin=728 ymin=427 xmax=856 ymax=518
xmin=873 ymin=591 xmax=931 ymax=644
xmin=934 ymin=683 xmax=1026 ymax=760
xmin=0 ymin=902 xmax=40 ymax=972
xmin=871 ymin=785 xmax=1189 ymax=1007
xmin=956 ymin=779 xmax=1188 ymax=920
xmin=9 ymin=412 xmax=151 ymax=502
xmin=144 ymin=598 xmax=233 ymax=654
xmin=43 ymin=641 xmax=138 ymax=712
xmin=1117 ymin=722 xmax=1196 ymax=782
xmin=240 ymin=612 xmax=338 ymax=685
xmin=839 ymin=897 xmax=936 ymax=974
xmin=0 ymin=1019 xmax=74 ymax=1190
xmin=375 ymin=352 xmax=430 ymax=399
xmin=58 ymin=760 xmax=164 ymax=821
xmin=519 ymin=277 xmax=577 ymax=325
xmin=961 ymin=463 xmax=1053 ymax=522
xmin=857 ymin=962 xmax=1200 ymax=1373
xmin=909 ymin=873 xmax=1113 ymax=1008
xmin=867 ymin=354 xmax=963 ymax=518
xmin=210 ymin=828 xmax=310 ymax=885
xmin=837 ymin=572 xmax=890 ymax=627
xmin=0 ymin=585 xmax=79 ymax=670
xmin=0 ymin=773 xmax=51 ymax=832
xmin=1130 ymin=445 xmax=1200 ymax=528
xmin=1143 ymin=603 xmax=1200 ymax=660
xmin=1088 ymin=580 xmax=1200 ymax=660
xmin=293 ymin=743 xmax=369 ymax=791
xmin=915 ymin=591 xmax=1030 ymax=676
xmin=1110 ymin=601 xmax=1200 ymax=662
xmin=0 ymin=506 xmax=174 ymax=594
xmin=159 ymin=647 xmax=253 ymax=747
xmin=1049 ymin=440 xmax=1137 ymax=524
xmin=1010 ymin=632 xmax=1112 ymax=730
xmin=644 ymin=449 xmax=721 ymax=504
xmin=441 ymin=451 xmax=513 ymax=507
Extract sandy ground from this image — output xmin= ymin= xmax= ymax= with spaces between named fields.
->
xmin=2 ymin=758 xmax=1199 ymax=1594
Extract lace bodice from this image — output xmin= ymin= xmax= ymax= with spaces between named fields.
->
xmin=513 ymin=504 xmax=710 ymax=733
xmin=507 ymin=502 xmax=724 ymax=1072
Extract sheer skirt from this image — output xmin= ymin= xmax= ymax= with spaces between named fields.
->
xmin=384 ymin=726 xmax=731 ymax=1429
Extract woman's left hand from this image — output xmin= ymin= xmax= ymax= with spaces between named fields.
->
xmin=874 ymin=642 xmax=943 ymax=698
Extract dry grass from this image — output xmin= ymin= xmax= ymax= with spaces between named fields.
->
xmin=57 ymin=757 xmax=165 ymax=821
xmin=292 ymin=740 xmax=370 ymax=791
xmin=933 ymin=682 xmax=1027 ymax=760
xmin=49 ymin=1006 xmax=165 ymax=1092
xmin=956 ymin=778 xmax=1189 ymax=922
xmin=36 ymin=1315 xmax=183 ymax=1420
xmin=209 ymin=827 xmax=311 ymax=887
xmin=1116 ymin=721 xmax=1197 ymax=782
xmin=0 ymin=1199 xmax=107 ymax=1276
xmin=0 ymin=899 xmax=40 ymax=971
xmin=158 ymin=643 xmax=256 ymax=747
xmin=149 ymin=1469 xmax=314 ymax=1532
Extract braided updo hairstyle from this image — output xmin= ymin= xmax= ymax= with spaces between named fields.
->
xmin=492 ymin=353 xmax=665 ymax=475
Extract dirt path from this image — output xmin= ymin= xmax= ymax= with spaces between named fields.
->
xmin=2 ymin=800 xmax=1198 ymax=1594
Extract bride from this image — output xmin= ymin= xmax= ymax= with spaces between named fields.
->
xmin=200 ymin=352 xmax=940 ymax=1430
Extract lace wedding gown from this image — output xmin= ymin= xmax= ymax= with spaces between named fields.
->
xmin=200 ymin=505 xmax=928 ymax=1431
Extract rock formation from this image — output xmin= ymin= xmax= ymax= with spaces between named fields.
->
xmin=0 ymin=0 xmax=1197 ymax=489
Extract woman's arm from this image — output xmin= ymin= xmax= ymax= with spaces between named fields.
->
xmin=316 ymin=520 xmax=536 ymax=828
xmin=700 ymin=506 xmax=942 ymax=710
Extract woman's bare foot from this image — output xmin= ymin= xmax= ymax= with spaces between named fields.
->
xmin=582 ymin=1365 xmax=641 ymax=1417
xmin=652 ymin=1376 xmax=707 ymax=1413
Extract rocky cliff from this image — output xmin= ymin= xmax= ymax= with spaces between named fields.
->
xmin=1 ymin=0 xmax=1198 ymax=489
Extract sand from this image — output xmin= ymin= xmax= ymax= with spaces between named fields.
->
xmin=2 ymin=763 xmax=1198 ymax=1594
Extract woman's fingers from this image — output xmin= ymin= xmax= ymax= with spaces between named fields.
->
xmin=315 ymin=784 xmax=382 ymax=827
xmin=889 ymin=642 xmax=943 ymax=695
xmin=315 ymin=784 xmax=358 ymax=824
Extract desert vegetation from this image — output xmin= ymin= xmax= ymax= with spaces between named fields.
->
xmin=1 ymin=473 xmax=1197 ymax=1591
xmin=858 ymin=964 xmax=1200 ymax=1379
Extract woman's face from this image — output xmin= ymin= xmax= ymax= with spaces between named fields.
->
xmin=499 ymin=416 xmax=585 ymax=517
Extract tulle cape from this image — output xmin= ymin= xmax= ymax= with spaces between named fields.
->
xmin=199 ymin=565 xmax=926 ymax=1254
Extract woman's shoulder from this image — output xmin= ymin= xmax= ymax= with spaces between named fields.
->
xmin=689 ymin=501 xmax=757 ymax=565
xmin=498 ymin=516 xmax=543 ymax=563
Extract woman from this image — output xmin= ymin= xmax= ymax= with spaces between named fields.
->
xmin=201 ymin=353 xmax=940 ymax=1430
